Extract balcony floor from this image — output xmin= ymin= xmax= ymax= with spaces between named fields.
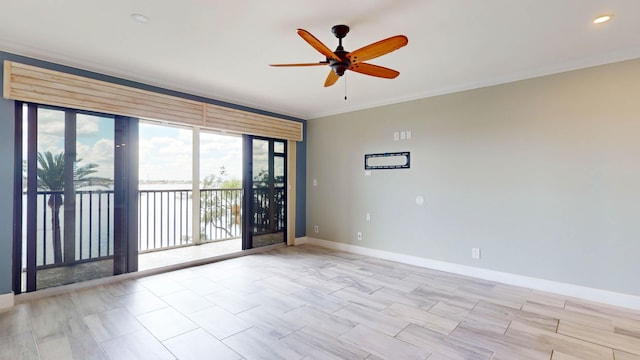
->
xmin=138 ymin=238 xmax=242 ymax=271
xmin=24 ymin=238 xmax=243 ymax=292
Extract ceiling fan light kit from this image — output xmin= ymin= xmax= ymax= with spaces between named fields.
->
xmin=271 ymin=25 xmax=408 ymax=87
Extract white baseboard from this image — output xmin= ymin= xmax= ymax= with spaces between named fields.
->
xmin=0 ymin=292 xmax=14 ymax=311
xmin=305 ymin=237 xmax=640 ymax=311
xmin=293 ymin=236 xmax=308 ymax=246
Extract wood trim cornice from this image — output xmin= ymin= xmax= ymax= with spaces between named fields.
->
xmin=3 ymin=60 xmax=302 ymax=141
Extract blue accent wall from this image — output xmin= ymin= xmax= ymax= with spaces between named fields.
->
xmin=0 ymin=66 xmax=14 ymax=295
xmin=0 ymin=50 xmax=307 ymax=296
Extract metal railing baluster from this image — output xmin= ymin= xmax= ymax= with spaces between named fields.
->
xmin=107 ymin=192 xmax=111 ymax=255
xmin=41 ymin=193 xmax=47 ymax=266
xmin=98 ymin=193 xmax=102 ymax=257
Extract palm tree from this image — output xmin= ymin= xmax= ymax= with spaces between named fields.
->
xmin=37 ymin=151 xmax=112 ymax=264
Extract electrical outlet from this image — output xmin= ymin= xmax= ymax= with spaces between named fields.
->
xmin=314 ymin=225 xmax=319 ymax=233
xmin=357 ymin=232 xmax=363 ymax=241
xmin=471 ymin=248 xmax=481 ymax=259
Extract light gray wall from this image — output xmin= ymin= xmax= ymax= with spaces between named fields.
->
xmin=307 ymin=58 xmax=640 ymax=296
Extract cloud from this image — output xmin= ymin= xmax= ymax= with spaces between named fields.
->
xmin=35 ymin=109 xmax=101 ymax=137
xmin=200 ymin=132 xmax=242 ymax=180
xmin=24 ymin=118 xmax=246 ymax=183
xmin=36 ymin=134 xmax=64 ymax=155
xmin=77 ymin=139 xmax=115 ymax=180
xmin=23 ymin=110 xmax=107 ymax=159
xmin=139 ymin=124 xmax=193 ymax=181
xmin=138 ymin=123 xmax=244 ymax=182
xmin=76 ymin=114 xmax=101 ymax=136
xmin=36 ymin=108 xmax=65 ymax=135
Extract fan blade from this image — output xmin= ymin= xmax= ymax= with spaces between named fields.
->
xmin=347 ymin=35 xmax=408 ymax=63
xmin=349 ymin=62 xmax=400 ymax=79
xmin=270 ymin=62 xmax=328 ymax=67
xmin=324 ymin=70 xmax=340 ymax=87
xmin=297 ymin=29 xmax=339 ymax=60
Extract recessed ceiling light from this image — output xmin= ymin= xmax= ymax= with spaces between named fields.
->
xmin=131 ymin=13 xmax=150 ymax=23
xmin=593 ymin=14 xmax=613 ymax=24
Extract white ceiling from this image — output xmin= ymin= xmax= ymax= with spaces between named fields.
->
xmin=1 ymin=0 xmax=640 ymax=120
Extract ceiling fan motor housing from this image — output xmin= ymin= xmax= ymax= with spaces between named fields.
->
xmin=329 ymin=51 xmax=351 ymax=76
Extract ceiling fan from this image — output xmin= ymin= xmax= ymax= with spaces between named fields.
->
xmin=271 ymin=25 xmax=408 ymax=87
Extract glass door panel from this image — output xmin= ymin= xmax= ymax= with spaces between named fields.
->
xmin=73 ymin=112 xmax=115 ymax=275
xmin=252 ymin=139 xmax=270 ymax=236
xmin=273 ymin=154 xmax=285 ymax=233
xmin=34 ymin=107 xmax=66 ymax=271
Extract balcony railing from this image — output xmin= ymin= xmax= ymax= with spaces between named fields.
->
xmin=200 ymin=188 xmax=243 ymax=243
xmin=28 ymin=187 xmax=244 ymax=267
xmin=138 ymin=189 xmax=192 ymax=252
xmin=252 ymin=186 xmax=286 ymax=234
xmin=29 ymin=189 xmax=115 ymax=268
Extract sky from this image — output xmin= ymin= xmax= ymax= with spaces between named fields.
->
xmin=24 ymin=106 xmax=244 ymax=184
xmin=139 ymin=121 xmax=243 ymax=182
xmin=25 ymin=107 xmax=116 ymax=180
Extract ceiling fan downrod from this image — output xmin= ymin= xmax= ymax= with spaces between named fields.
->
xmin=330 ymin=25 xmax=351 ymax=76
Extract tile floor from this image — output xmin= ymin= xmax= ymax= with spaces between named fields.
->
xmin=1 ymin=245 xmax=640 ymax=359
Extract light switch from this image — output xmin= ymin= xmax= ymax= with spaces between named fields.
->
xmin=393 ymin=132 xmax=399 ymax=141
xmin=406 ymin=130 xmax=411 ymax=140
xmin=312 ymin=179 xmax=317 ymax=187
xmin=400 ymin=131 xmax=406 ymax=140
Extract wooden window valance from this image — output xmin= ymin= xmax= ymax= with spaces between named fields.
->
xmin=3 ymin=60 xmax=302 ymax=141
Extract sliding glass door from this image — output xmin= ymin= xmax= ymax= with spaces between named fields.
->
xmin=243 ymin=136 xmax=287 ymax=249
xmin=16 ymin=103 xmax=137 ymax=292
xmin=13 ymin=102 xmax=292 ymax=293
